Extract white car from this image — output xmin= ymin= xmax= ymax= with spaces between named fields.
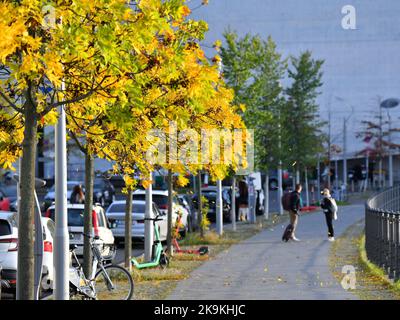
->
xmin=105 ymin=200 xmax=168 ymax=242
xmin=45 ymin=204 xmax=115 ymax=260
xmin=132 ymin=189 xmax=189 ymax=236
xmin=0 ymin=211 xmax=55 ymax=298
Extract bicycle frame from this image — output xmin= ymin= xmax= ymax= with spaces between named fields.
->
xmin=69 ymin=238 xmax=116 ymax=299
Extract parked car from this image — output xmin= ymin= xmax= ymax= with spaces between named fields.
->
xmin=44 ymin=204 xmax=115 ymax=260
xmin=105 ymin=200 xmax=167 ymax=243
xmin=0 ymin=211 xmax=55 ymax=298
xmin=0 ymin=189 xmax=11 ymax=211
xmin=93 ymin=177 xmax=116 ymax=207
xmin=43 ymin=180 xmax=84 ymax=210
xmin=107 ymin=174 xmax=126 ymax=189
xmin=177 ymin=194 xmax=196 ymax=230
xmin=0 ymin=183 xmax=17 ymax=212
xmin=192 ymin=186 xmax=232 ymax=222
xmin=132 ymin=189 xmax=189 ymax=236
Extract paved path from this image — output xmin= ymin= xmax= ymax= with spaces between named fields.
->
xmin=168 ymin=205 xmax=365 ymax=300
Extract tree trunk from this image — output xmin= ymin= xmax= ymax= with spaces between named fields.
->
xmin=17 ymin=103 xmax=37 ymax=300
xmin=264 ymin=173 xmax=269 ymax=219
xmin=197 ymin=171 xmax=203 ymax=238
xmin=83 ymin=153 xmax=94 ymax=278
xmin=124 ymin=188 xmax=133 ymax=272
xmin=167 ymin=170 xmax=173 ymax=255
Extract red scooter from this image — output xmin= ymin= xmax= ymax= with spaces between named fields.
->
xmin=172 ymin=215 xmax=209 ymax=255
xmin=173 ymin=238 xmax=209 ymax=255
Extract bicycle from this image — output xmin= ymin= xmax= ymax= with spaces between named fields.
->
xmin=69 ymin=234 xmax=134 ymax=300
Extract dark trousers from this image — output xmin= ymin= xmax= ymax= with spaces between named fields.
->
xmin=324 ymin=212 xmax=334 ymax=237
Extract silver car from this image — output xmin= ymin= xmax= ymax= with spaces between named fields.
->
xmin=105 ymin=200 xmax=167 ymax=242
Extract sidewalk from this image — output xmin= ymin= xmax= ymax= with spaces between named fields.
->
xmin=168 ymin=205 xmax=365 ymax=300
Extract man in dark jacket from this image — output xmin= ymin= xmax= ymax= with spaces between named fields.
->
xmin=289 ymin=184 xmax=302 ymax=241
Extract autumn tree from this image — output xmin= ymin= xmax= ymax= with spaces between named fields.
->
xmin=282 ymin=51 xmax=326 ymax=186
xmin=0 ymin=0 xmax=183 ymax=299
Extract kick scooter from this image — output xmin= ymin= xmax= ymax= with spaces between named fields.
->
xmin=131 ymin=215 xmax=169 ymax=269
xmin=172 ymin=215 xmax=209 ymax=255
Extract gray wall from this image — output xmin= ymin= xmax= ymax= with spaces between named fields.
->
xmin=192 ymin=0 xmax=400 ymax=155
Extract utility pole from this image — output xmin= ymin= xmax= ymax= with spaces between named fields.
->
xmin=327 ymin=108 xmax=332 ymax=189
xmin=343 ymin=117 xmax=347 ymax=190
xmin=387 ymin=111 xmax=393 ymax=187
xmin=278 ymin=109 xmax=283 ymax=215
xmin=380 ymin=98 xmax=400 ymax=187
xmin=263 ymin=173 xmax=269 ymax=220
xmin=54 ymin=82 xmax=69 ymax=300
xmin=335 ymin=158 xmax=339 ymax=190
xmin=304 ymin=167 xmax=309 ymax=207
xmin=197 ymin=171 xmax=203 ymax=237
xmin=144 ymin=173 xmax=154 ymax=262
xmin=167 ymin=170 xmax=173 ymax=254
xmin=231 ymin=176 xmax=236 ymax=231
xmin=317 ymin=156 xmax=321 ymax=201
xmin=215 ymin=60 xmax=224 ymax=235
xmin=216 ymin=179 xmax=223 ymax=236
xmin=379 ymin=103 xmax=383 ymax=189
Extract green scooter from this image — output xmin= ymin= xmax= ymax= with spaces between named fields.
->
xmin=131 ymin=215 xmax=169 ymax=269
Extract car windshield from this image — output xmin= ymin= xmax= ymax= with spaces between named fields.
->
xmin=132 ymin=194 xmax=168 ymax=207
xmin=108 ymin=203 xmax=146 ymax=213
xmin=48 ymin=208 xmax=104 ymax=227
xmin=202 ymin=191 xmax=217 ymax=199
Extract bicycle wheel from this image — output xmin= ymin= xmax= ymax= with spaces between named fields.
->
xmin=94 ymin=265 xmax=134 ymax=300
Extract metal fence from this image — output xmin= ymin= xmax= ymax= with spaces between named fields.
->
xmin=365 ymin=185 xmax=400 ymax=280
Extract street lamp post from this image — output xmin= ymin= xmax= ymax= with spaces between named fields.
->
xmin=380 ymin=98 xmax=400 ymax=188
xmin=54 ymin=95 xmax=69 ymax=300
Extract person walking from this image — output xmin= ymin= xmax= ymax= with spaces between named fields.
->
xmin=320 ymin=188 xmax=337 ymax=241
xmin=70 ymin=184 xmax=85 ymax=204
xmin=282 ymin=183 xmax=302 ymax=242
xmin=237 ymin=180 xmax=249 ymax=221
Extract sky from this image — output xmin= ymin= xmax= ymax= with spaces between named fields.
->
xmin=190 ymin=0 xmax=400 ymax=157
